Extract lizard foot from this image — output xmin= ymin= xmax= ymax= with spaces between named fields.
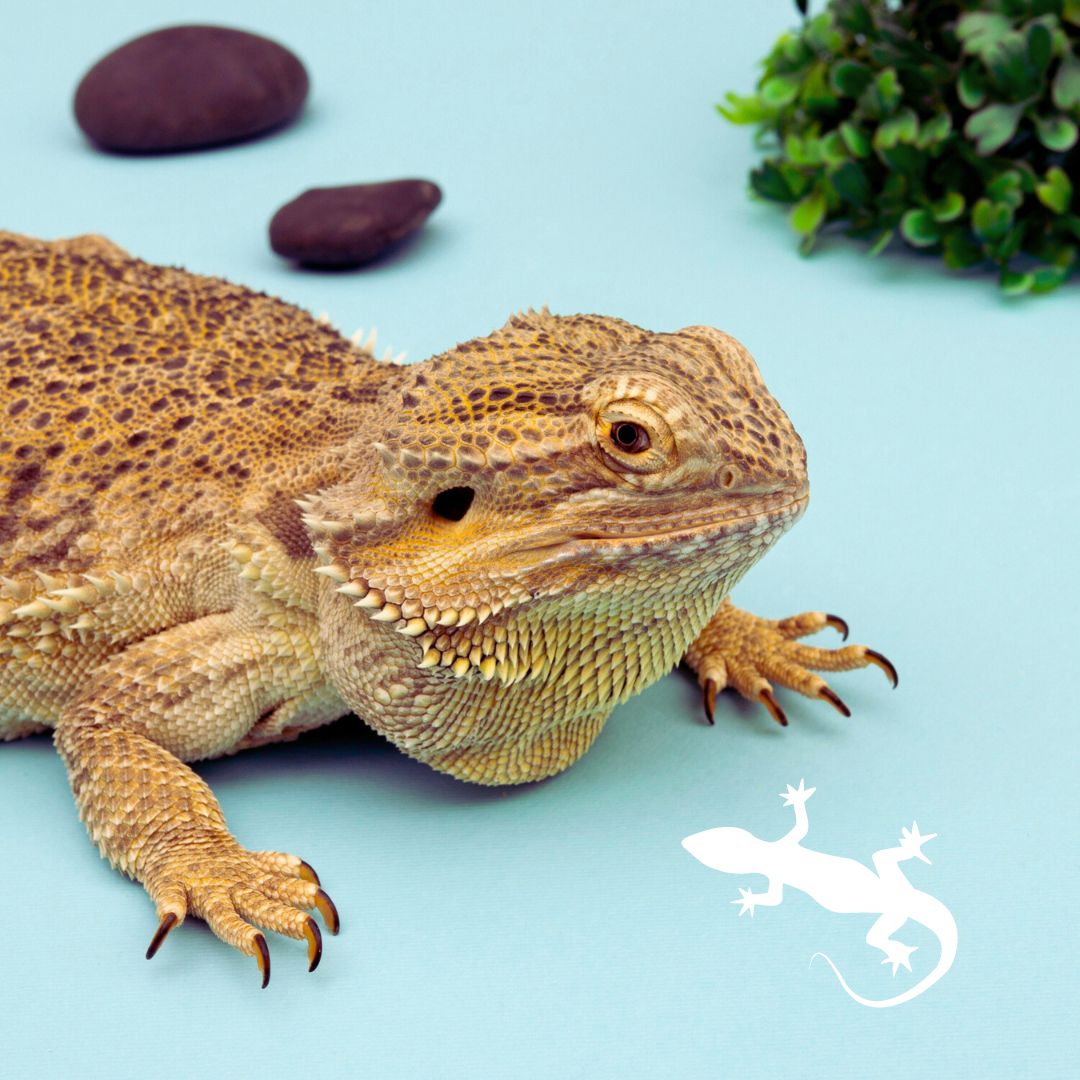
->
xmin=880 ymin=941 xmax=918 ymax=976
xmin=143 ymin=836 xmax=340 ymax=987
xmin=730 ymin=887 xmax=758 ymax=917
xmin=685 ymin=600 xmax=897 ymax=727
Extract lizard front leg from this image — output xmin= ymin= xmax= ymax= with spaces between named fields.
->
xmin=684 ymin=598 xmax=897 ymax=727
xmin=54 ymin=610 xmax=343 ymax=986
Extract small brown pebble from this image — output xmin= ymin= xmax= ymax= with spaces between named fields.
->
xmin=74 ymin=25 xmax=309 ymax=153
xmin=269 ymin=180 xmax=443 ymax=268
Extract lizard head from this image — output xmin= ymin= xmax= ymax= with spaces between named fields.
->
xmin=305 ymin=310 xmax=807 ymax=703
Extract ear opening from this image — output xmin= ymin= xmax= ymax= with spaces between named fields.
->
xmin=432 ymin=486 xmax=475 ymax=522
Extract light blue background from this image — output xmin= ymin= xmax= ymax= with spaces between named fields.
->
xmin=2 ymin=2 xmax=1076 ymax=1077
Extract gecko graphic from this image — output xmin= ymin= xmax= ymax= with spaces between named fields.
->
xmin=681 ymin=781 xmax=957 ymax=1008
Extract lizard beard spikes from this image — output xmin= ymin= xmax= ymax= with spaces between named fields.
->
xmin=330 ymin=571 xmax=538 ymax=684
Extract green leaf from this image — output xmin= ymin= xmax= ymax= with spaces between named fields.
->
xmin=789 ymin=189 xmax=828 ymax=235
xmin=1053 ymin=53 xmax=1080 ymax=109
xmin=750 ymin=162 xmax=796 ymax=203
xmin=957 ymin=65 xmax=987 ymax=109
xmin=838 ymin=120 xmax=870 ymax=158
xmin=761 ymin=74 xmax=801 ymax=108
xmin=972 ymin=198 xmax=1014 ymax=241
xmin=956 ymin=12 xmax=1013 ymax=61
xmin=900 ymin=208 xmax=941 ymax=247
xmin=874 ymin=107 xmax=919 ymax=150
xmin=779 ymin=163 xmax=811 ymax=199
xmin=835 ymin=1 xmax=873 ymax=35
xmin=802 ymin=62 xmax=840 ymax=113
xmin=931 ymin=192 xmax=966 ymax=222
xmin=867 ymin=228 xmax=894 ymax=256
xmin=999 ymin=268 xmax=1035 ymax=295
xmin=716 ymin=92 xmax=770 ymax=124
xmin=778 ymin=31 xmax=812 ymax=68
xmin=988 ymin=222 xmax=1026 ymax=263
xmin=985 ymin=169 xmax=1025 ymax=210
xmin=857 ymin=67 xmax=902 ymax=118
xmin=943 ymin=230 xmax=984 ymax=269
xmin=985 ymin=32 xmax=1038 ymax=99
xmin=805 ymin=13 xmax=844 ymax=55
xmin=830 ymin=59 xmax=873 ymax=98
xmin=785 ymin=132 xmax=823 ymax=165
xmin=1029 ymin=264 xmax=1071 ymax=293
xmin=964 ymin=103 xmax=1024 ymax=155
xmin=878 ymin=144 xmax=926 ymax=180
xmin=917 ymin=112 xmax=953 ymax=149
xmin=1035 ymin=166 xmax=1073 ymax=214
xmin=820 ymin=130 xmax=849 ymax=167
xmin=1034 ymin=113 xmax=1079 ymax=150
xmin=830 ymin=160 xmax=872 ymax=206
xmin=1026 ymin=20 xmax=1054 ymax=77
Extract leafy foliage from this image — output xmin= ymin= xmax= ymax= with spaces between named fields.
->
xmin=720 ymin=0 xmax=1080 ymax=294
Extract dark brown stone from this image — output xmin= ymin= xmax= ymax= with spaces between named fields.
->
xmin=269 ymin=180 xmax=442 ymax=268
xmin=74 ymin=25 xmax=309 ymax=153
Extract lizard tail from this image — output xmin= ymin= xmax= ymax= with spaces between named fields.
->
xmin=810 ymin=914 xmax=957 ymax=1009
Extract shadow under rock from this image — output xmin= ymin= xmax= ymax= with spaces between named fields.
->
xmin=269 ymin=221 xmax=451 ymax=276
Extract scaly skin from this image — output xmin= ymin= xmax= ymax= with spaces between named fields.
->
xmin=0 ymin=232 xmax=894 ymax=985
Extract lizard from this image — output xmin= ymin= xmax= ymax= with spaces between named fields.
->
xmin=682 ymin=781 xmax=957 ymax=1007
xmin=0 ymin=230 xmax=897 ymax=986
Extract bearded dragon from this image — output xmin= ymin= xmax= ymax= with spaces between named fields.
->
xmin=0 ymin=231 xmax=896 ymax=986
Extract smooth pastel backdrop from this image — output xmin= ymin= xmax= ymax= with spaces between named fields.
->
xmin=1 ymin=2 xmax=1076 ymax=1077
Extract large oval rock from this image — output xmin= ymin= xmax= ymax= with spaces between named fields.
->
xmin=74 ymin=25 xmax=309 ymax=152
xmin=269 ymin=180 xmax=442 ymax=268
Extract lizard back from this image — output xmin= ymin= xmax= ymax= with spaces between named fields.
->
xmin=0 ymin=232 xmax=392 ymax=733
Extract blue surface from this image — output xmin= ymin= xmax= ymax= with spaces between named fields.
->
xmin=2 ymin=2 xmax=1077 ymax=1077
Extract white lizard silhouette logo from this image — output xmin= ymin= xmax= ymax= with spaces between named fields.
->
xmin=681 ymin=781 xmax=957 ymax=1008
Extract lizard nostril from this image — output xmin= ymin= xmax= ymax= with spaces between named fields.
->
xmin=432 ymin=486 xmax=475 ymax=522
xmin=720 ymin=466 xmax=739 ymax=490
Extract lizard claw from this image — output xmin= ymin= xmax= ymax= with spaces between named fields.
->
xmin=703 ymin=678 xmax=717 ymax=725
xmin=315 ymin=888 xmax=341 ymax=935
xmin=303 ymin=917 xmax=323 ymax=972
xmin=297 ymin=860 xmax=321 ymax=886
xmin=825 ymin=614 xmax=849 ymax=640
xmin=758 ymin=686 xmax=788 ymax=727
xmin=865 ymin=649 xmax=899 ymax=688
xmin=818 ymin=685 xmax=851 ymax=718
xmin=145 ymin=912 xmax=179 ymax=960
xmin=254 ymin=933 xmax=270 ymax=989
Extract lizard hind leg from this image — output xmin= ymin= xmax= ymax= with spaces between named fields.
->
xmin=684 ymin=599 xmax=897 ymax=727
xmin=866 ymin=912 xmax=917 ymax=975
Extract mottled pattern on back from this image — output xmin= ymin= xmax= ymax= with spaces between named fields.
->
xmin=0 ymin=232 xmax=388 ymax=579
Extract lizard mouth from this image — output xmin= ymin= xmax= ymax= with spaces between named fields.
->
xmin=328 ymin=493 xmax=808 ymax=685
xmin=520 ymin=491 xmax=809 ymax=553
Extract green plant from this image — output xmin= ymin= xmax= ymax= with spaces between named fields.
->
xmin=720 ymin=0 xmax=1080 ymax=294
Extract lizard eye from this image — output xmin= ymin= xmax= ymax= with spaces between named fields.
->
xmin=610 ymin=421 xmax=650 ymax=454
xmin=596 ymin=399 xmax=675 ymax=475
